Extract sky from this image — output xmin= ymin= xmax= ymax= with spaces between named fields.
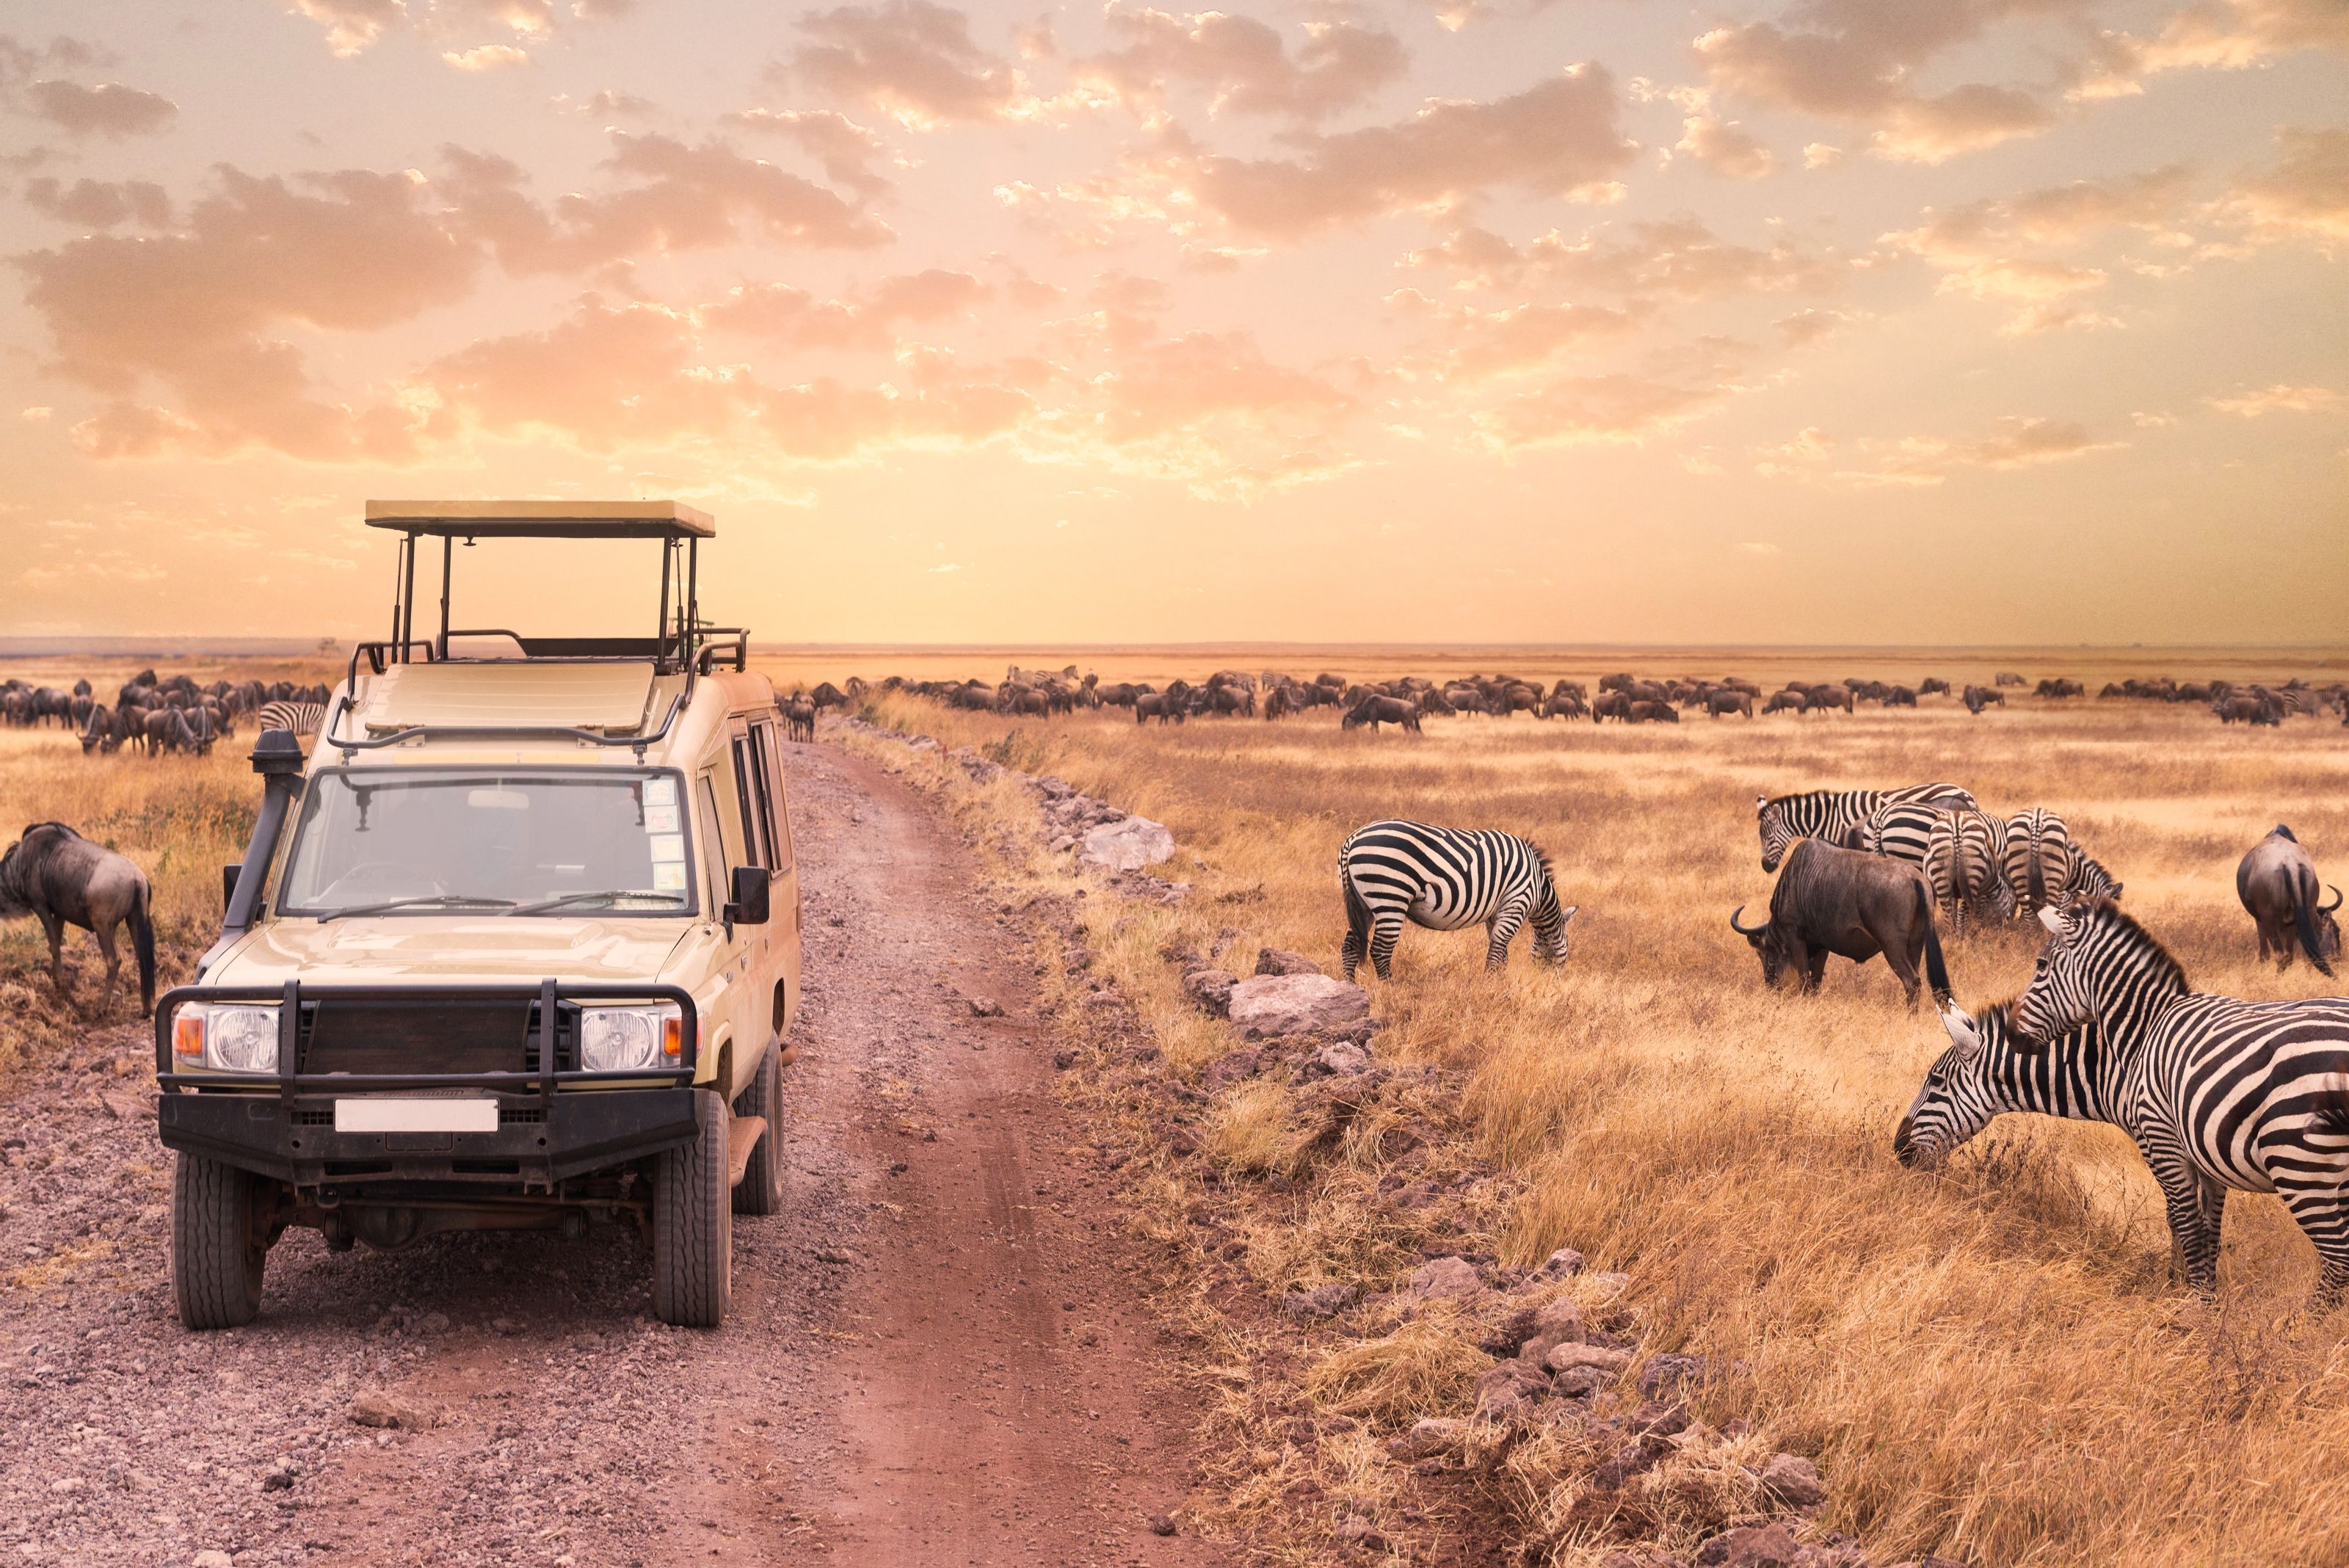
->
xmin=0 ymin=0 xmax=2342 ymax=647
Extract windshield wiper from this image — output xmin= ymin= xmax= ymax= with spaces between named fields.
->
xmin=319 ymin=893 xmax=520 ymax=922
xmin=505 ymin=889 xmax=680 ymax=916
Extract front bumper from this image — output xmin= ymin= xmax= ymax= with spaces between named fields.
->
xmin=157 ymin=1087 xmax=701 ymax=1187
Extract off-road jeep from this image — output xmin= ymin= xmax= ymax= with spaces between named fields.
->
xmin=154 ymin=501 xmax=799 ymax=1329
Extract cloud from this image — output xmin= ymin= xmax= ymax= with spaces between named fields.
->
xmin=1099 ymin=329 xmax=1353 ymax=439
xmin=289 ymin=0 xmax=615 ymax=56
xmin=23 ymin=79 xmax=177 ymax=137
xmin=789 ymin=0 xmax=1036 ymax=127
xmin=1177 ymin=65 xmax=1635 ymax=238
xmin=701 ymin=269 xmax=990 ymax=348
xmin=1408 ymin=216 xmax=1839 ymax=301
xmin=1830 ymin=416 xmax=2124 ymax=484
xmin=2206 ymin=383 xmax=2340 ymax=416
xmin=443 ymin=43 xmax=530 ymax=70
xmin=1075 ymin=9 xmax=1407 ymax=120
xmin=725 ymin=107 xmax=896 ymax=197
xmin=1674 ymin=114 xmax=1779 ymax=179
xmin=22 ymin=175 xmax=173 ymax=228
xmin=2074 ymin=0 xmax=2349 ymax=95
xmin=1473 ymin=371 xmax=1735 ymax=450
xmin=289 ymin=0 xmax=409 ymax=56
xmin=1384 ymin=290 xmax=1637 ymax=381
xmin=1694 ymin=0 xmax=2074 ymax=163
xmin=2217 ymin=126 xmax=2349 ymax=247
xmin=440 ymin=131 xmax=891 ymax=272
xmin=1774 ymin=307 xmax=1849 ymax=346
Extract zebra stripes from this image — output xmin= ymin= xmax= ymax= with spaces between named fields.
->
xmin=2014 ymin=898 xmax=2349 ymax=1302
xmin=2002 ymin=808 xmax=2070 ymax=916
xmin=1853 ymin=801 xmax=1942 ymax=869
xmin=255 ymin=700 xmax=327 ymax=739
xmin=1339 ymin=821 xmax=1576 ymax=981
xmin=1921 ymin=807 xmax=2014 ymax=934
xmin=1756 ymin=783 xmax=1975 ymax=872
xmin=1895 ymin=1001 xmax=2113 ymax=1169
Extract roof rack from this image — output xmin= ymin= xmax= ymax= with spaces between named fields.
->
xmin=320 ymin=501 xmax=747 ymax=761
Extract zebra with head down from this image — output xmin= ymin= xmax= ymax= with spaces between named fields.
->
xmin=1754 ymin=783 xmax=1975 ymax=873
xmin=1338 ymin=821 xmax=1576 ymax=981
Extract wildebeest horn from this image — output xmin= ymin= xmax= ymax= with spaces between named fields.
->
xmin=1729 ymin=904 xmax=1765 ymax=937
xmin=2037 ymin=904 xmax=2065 ymax=935
xmin=1937 ymin=1002 xmax=1983 ymax=1059
xmin=2326 ymin=884 xmax=2345 ymax=915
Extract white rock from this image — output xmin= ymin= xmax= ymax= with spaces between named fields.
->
xmin=192 ymin=1553 xmax=234 ymax=1568
xmin=1226 ymin=974 xmax=1370 ymax=1038
xmin=1544 ymin=1342 xmax=1630 ymax=1376
xmin=1311 ymin=1041 xmax=1372 ymax=1075
xmin=1408 ymin=1255 xmax=1483 ymax=1300
xmin=1078 ymin=816 xmax=1174 ymax=871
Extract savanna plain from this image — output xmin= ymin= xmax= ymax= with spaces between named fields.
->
xmin=5 ymin=645 xmax=2349 ymax=1568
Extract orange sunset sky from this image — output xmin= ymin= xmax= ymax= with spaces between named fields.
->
xmin=0 ymin=0 xmax=2342 ymax=646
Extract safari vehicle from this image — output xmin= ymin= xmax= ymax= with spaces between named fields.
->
xmin=154 ymin=501 xmax=799 ymax=1329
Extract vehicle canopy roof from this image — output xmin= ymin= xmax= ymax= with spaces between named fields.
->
xmin=364 ymin=500 xmax=714 ymax=539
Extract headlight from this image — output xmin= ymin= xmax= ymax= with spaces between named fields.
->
xmin=579 ymin=1005 xmax=680 ymax=1072
xmin=173 ymin=1004 xmax=280 ymax=1074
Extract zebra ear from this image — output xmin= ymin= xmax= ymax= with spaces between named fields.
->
xmin=1557 ymin=904 xmax=1578 ymax=925
xmin=2037 ymin=904 xmax=2066 ymax=936
xmin=1937 ymin=1002 xmax=1983 ymax=1059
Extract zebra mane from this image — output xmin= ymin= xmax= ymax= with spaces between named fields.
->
xmin=2074 ymin=896 xmax=2190 ymax=993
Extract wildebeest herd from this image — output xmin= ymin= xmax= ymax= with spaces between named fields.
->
xmin=1 ymin=670 xmax=330 ymax=758
xmin=865 ymin=664 xmax=2349 ymax=730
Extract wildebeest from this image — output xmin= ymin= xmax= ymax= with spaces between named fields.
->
xmin=1884 ymin=685 xmax=1918 ymax=707
xmin=1804 ymin=685 xmax=1854 ymax=714
xmin=1591 ymin=692 xmax=1632 ymax=723
xmin=1729 ymin=838 xmax=1951 ymax=1007
xmin=2035 ymin=678 xmax=2085 ymax=699
xmin=1626 ymin=700 xmax=1680 ymax=724
xmin=1994 ymin=671 xmax=2025 ymax=688
xmin=1761 ymin=690 xmax=1804 ymax=716
xmin=1341 ymin=695 xmax=1421 ymax=734
xmin=1135 ymin=692 xmax=1183 ymax=725
xmin=2236 ymin=826 xmax=2341 ymax=975
xmin=0 ymin=823 xmax=156 ymax=1012
xmin=1962 ymin=685 xmax=2003 ymax=715
xmin=779 ymin=695 xmax=816 ymax=742
xmin=1918 ymin=678 xmax=1950 ymax=697
xmin=1706 ymin=691 xmax=1754 ymax=719
xmin=2215 ymin=695 xmax=2281 ymax=726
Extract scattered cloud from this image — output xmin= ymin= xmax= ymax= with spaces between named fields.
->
xmin=726 ymin=107 xmax=897 ymax=197
xmin=2073 ymin=0 xmax=2349 ymax=97
xmin=1074 ymin=9 xmax=1407 ymax=121
xmin=701 ymin=269 xmax=991 ymax=348
xmin=22 ymin=175 xmax=173 ymax=228
xmin=789 ymin=0 xmax=1038 ymax=127
xmin=23 ymin=79 xmax=177 ymax=137
xmin=1831 ymin=416 xmax=2124 ymax=484
xmin=443 ymin=43 xmax=530 ymax=71
xmin=2216 ymin=126 xmax=2349 ymax=247
xmin=1409 ymin=216 xmax=1840 ymax=302
xmin=1474 ymin=371 xmax=1735 ymax=451
xmin=288 ymin=0 xmax=621 ymax=57
xmin=2206 ymin=382 xmax=2340 ymax=416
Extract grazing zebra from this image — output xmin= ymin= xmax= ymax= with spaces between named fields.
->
xmin=1338 ymin=821 xmax=1577 ymax=981
xmin=2064 ymin=853 xmax=2123 ymax=905
xmin=1755 ymin=783 xmax=1975 ymax=872
xmin=1851 ymin=801 xmax=1942 ymax=870
xmin=2002 ymin=808 xmax=2069 ymax=917
xmin=2011 ymin=897 xmax=2349 ymax=1302
xmin=254 ymin=700 xmax=327 ymax=740
xmin=1921 ymin=807 xmax=2014 ymax=934
xmin=1895 ymin=999 xmax=2108 ymax=1172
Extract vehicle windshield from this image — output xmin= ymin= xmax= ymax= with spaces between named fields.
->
xmin=278 ymin=768 xmax=696 ymax=918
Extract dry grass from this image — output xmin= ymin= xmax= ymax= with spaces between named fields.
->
xmin=828 ymin=661 xmax=2349 ymax=1568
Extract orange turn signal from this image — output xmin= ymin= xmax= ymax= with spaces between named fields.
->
xmin=662 ymin=1015 xmax=683 ymax=1059
xmin=173 ymin=1013 xmax=204 ymax=1061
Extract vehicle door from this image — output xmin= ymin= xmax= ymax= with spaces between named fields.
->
xmin=694 ymin=760 xmax=754 ymax=1098
xmin=732 ymin=714 xmax=800 ymax=1045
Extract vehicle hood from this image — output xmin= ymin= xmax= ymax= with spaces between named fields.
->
xmin=206 ymin=917 xmax=695 ymax=988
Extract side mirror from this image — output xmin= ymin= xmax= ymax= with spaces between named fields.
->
xmin=726 ymin=865 xmax=771 ymax=926
xmin=222 ymin=862 xmax=243 ymax=911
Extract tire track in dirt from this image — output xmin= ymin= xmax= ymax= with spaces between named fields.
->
xmin=0 ymin=738 xmax=1221 ymax=1568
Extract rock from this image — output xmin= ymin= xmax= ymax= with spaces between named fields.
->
xmin=1473 ymin=1360 xmax=1552 ymax=1423
xmin=1183 ymin=969 xmax=1238 ymax=1018
xmin=1408 ymin=1256 xmax=1484 ymax=1300
xmin=1333 ymin=1517 xmax=1389 ymax=1550
xmin=192 ymin=1553 xmax=234 ymax=1568
xmin=1304 ymin=1040 xmax=1371 ymax=1078
xmin=95 ymin=1089 xmax=152 ymax=1121
xmin=1544 ymin=1342 xmax=1630 ymax=1376
xmin=346 ymin=1391 xmax=432 ymax=1430
xmin=1534 ymin=1247 xmax=1586 ymax=1280
xmin=965 ymin=996 xmax=1003 ymax=1017
xmin=1080 ymin=816 xmax=1174 ymax=872
xmin=1760 ymin=1452 xmax=1826 ymax=1508
xmin=1254 ymin=947 xmax=1322 ymax=976
xmin=261 ymin=1470 xmax=294 ymax=1492
xmin=1696 ymin=1523 xmax=1804 ymax=1568
xmin=1386 ymin=1417 xmax=1467 ymax=1460
xmin=1630 ymin=1400 xmax=1689 ymax=1440
xmin=1279 ymin=1283 xmax=1359 ymax=1321
xmin=415 ymin=1312 xmax=450 ymax=1335
xmin=1516 ymin=1297 xmax=1587 ymax=1365
xmin=1145 ymin=1515 xmax=1177 ymax=1537
xmin=1639 ymin=1352 xmax=1712 ymax=1400
xmin=1226 ymin=974 xmax=1370 ymax=1039
xmin=1204 ymin=1046 xmax=1261 ymax=1089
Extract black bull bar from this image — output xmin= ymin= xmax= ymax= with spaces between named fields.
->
xmin=153 ymin=981 xmax=702 ymax=1188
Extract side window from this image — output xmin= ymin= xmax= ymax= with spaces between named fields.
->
xmin=745 ymin=720 xmax=783 ymax=870
xmin=730 ymin=733 xmax=770 ymax=871
xmin=756 ymin=721 xmax=792 ymax=871
xmin=697 ymin=773 xmax=733 ymax=910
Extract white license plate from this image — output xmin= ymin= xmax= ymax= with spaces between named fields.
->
xmin=335 ymin=1098 xmax=498 ymax=1134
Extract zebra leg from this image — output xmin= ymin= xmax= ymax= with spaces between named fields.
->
xmin=1368 ymin=910 xmax=1406 ymax=981
xmin=2144 ymin=1142 xmax=2225 ymax=1293
xmin=1485 ymin=901 xmax=1528 ymax=972
xmin=1340 ymin=925 xmax=1365 ymax=984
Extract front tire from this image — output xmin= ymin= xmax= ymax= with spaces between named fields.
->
xmin=733 ymin=1039 xmax=785 ymax=1216
xmin=173 ymin=1154 xmax=266 ymax=1329
xmin=653 ymin=1089 xmax=732 ymax=1327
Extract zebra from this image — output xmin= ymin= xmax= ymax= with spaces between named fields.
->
xmin=2063 ymin=852 xmax=2123 ymax=907
xmin=1895 ymin=998 xmax=2110 ymax=1172
xmin=1755 ymin=783 xmax=1975 ymax=872
xmin=254 ymin=700 xmax=327 ymax=740
xmin=2008 ymin=897 xmax=2349 ymax=1302
xmin=2002 ymin=808 xmax=2069 ymax=917
xmin=1851 ymin=800 xmax=1943 ymax=870
xmin=1338 ymin=821 xmax=1576 ymax=981
xmin=1920 ymin=807 xmax=2014 ymax=934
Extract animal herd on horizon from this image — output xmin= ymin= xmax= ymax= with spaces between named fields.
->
xmin=1 ymin=670 xmax=330 ymax=758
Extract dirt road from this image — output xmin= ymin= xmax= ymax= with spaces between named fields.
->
xmin=0 ymin=742 xmax=1221 ymax=1568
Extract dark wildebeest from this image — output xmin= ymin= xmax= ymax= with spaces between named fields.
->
xmin=1707 ymin=691 xmax=1754 ymax=719
xmin=1884 ymin=685 xmax=1919 ymax=707
xmin=1627 ymin=700 xmax=1680 ymax=724
xmin=1962 ymin=685 xmax=2003 ymax=715
xmin=1761 ymin=690 xmax=1804 ymax=716
xmin=1342 ymin=695 xmax=1422 ymax=734
xmin=810 ymin=681 xmax=848 ymax=711
xmin=1729 ymin=838 xmax=1951 ymax=1008
xmin=1134 ymin=692 xmax=1183 ymax=725
xmin=79 ymin=704 xmax=115 ymax=755
xmin=2237 ymin=826 xmax=2341 ymax=976
xmin=1542 ymin=692 xmax=1588 ymax=719
xmin=1591 ymin=691 xmax=1631 ymax=723
xmin=1918 ymin=678 xmax=1950 ymax=697
xmin=0 ymin=823 xmax=156 ymax=1012
xmin=779 ymin=696 xmax=816 ymax=742
xmin=1804 ymin=685 xmax=1854 ymax=714
xmin=2215 ymin=695 xmax=2281 ymax=726
xmin=1994 ymin=671 xmax=2025 ymax=687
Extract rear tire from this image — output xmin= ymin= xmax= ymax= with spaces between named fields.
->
xmin=653 ymin=1089 xmax=732 ymax=1327
xmin=173 ymin=1153 xmax=265 ymax=1330
xmin=733 ymin=1039 xmax=785 ymax=1216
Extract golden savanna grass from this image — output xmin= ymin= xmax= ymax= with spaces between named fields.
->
xmin=825 ymin=653 xmax=2349 ymax=1567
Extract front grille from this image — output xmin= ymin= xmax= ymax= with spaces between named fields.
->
xmin=296 ymin=1001 xmax=576 ymax=1077
xmin=294 ymin=1108 xmax=334 ymax=1126
xmin=499 ymin=1106 xmax=547 ymax=1125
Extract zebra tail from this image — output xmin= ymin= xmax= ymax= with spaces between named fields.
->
xmin=2027 ymin=841 xmax=2046 ymax=909
xmin=2291 ymin=866 xmax=2336 ymax=977
xmin=1918 ymin=880 xmax=1952 ymax=1001
xmin=131 ymin=879 xmax=156 ymax=1015
xmin=1340 ymin=846 xmax=1371 ymax=946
